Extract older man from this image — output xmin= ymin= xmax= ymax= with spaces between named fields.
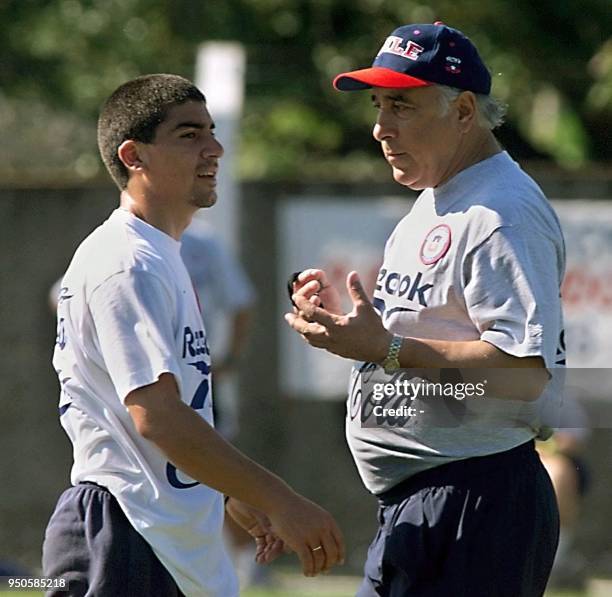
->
xmin=286 ymin=23 xmax=564 ymax=596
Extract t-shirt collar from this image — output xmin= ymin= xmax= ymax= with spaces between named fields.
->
xmin=433 ymin=150 xmax=510 ymax=204
xmin=112 ymin=206 xmax=182 ymax=253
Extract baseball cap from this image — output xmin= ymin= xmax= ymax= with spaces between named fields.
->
xmin=333 ymin=22 xmax=491 ymax=95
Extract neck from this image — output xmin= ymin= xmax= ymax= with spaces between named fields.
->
xmin=437 ymin=130 xmax=502 ymax=188
xmin=120 ymin=188 xmax=194 ymax=241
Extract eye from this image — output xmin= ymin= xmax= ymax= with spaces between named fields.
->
xmin=392 ymin=102 xmax=415 ymax=119
xmin=181 ymin=132 xmax=197 ymax=139
xmin=393 ymin=102 xmax=413 ymax=112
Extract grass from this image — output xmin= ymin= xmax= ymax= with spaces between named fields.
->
xmin=0 ymin=580 xmax=590 ymax=597
xmin=242 ymin=589 xmax=587 ymax=597
xmin=0 ymin=589 xmax=587 ymax=597
xmin=0 ymin=589 xmax=586 ymax=597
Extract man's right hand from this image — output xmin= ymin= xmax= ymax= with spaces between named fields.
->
xmin=266 ymin=491 xmax=345 ymax=577
xmin=126 ymin=374 xmax=345 ymax=577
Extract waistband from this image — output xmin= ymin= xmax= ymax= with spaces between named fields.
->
xmin=377 ymin=440 xmax=536 ymax=506
xmin=77 ymin=480 xmax=110 ymax=492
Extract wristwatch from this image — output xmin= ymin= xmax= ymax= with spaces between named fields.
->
xmin=381 ymin=334 xmax=403 ymax=374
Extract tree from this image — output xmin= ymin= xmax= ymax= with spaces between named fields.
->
xmin=1 ymin=0 xmax=610 ymax=183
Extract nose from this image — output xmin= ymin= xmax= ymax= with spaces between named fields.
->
xmin=203 ymin=135 xmax=224 ymax=158
xmin=373 ymin=110 xmax=396 ymax=143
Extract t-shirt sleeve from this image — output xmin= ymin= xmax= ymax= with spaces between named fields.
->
xmin=462 ymin=225 xmax=563 ymax=368
xmin=89 ymin=270 xmax=182 ymax=402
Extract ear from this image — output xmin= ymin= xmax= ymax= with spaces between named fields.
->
xmin=455 ymin=91 xmax=477 ymax=132
xmin=117 ymin=140 xmax=145 ymax=174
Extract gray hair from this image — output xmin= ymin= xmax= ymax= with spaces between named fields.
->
xmin=437 ymin=85 xmax=507 ymax=130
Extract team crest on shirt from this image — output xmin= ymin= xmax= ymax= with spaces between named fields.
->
xmin=419 ymin=224 xmax=451 ymax=265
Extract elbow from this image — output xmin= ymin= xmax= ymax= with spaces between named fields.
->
xmin=133 ymin=417 xmax=156 ymax=441
xmin=525 ymin=376 xmax=550 ymax=401
xmin=503 ymin=354 xmax=549 ymax=401
xmin=485 ymin=354 xmax=550 ymax=401
xmin=125 ymin=374 xmax=182 ymax=442
xmin=128 ymin=405 xmax=170 ymax=443
xmin=519 ymin=364 xmax=550 ymax=402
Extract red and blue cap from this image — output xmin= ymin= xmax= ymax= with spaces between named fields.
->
xmin=333 ymin=22 xmax=491 ymax=95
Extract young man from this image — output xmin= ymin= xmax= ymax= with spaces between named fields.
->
xmin=44 ymin=74 xmax=344 ymax=597
xmin=286 ymin=23 xmax=564 ymax=596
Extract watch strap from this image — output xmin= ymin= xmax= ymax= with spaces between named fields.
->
xmin=381 ymin=334 xmax=403 ymax=373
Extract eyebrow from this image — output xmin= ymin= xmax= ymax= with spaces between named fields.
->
xmin=172 ymin=121 xmax=215 ymax=131
xmin=370 ymin=93 xmax=414 ymax=103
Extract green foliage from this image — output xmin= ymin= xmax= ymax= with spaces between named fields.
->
xmin=0 ymin=0 xmax=610 ymax=183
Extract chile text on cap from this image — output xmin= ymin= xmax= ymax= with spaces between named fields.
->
xmin=333 ymin=22 xmax=491 ymax=95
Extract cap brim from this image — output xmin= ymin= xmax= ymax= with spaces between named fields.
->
xmin=333 ymin=67 xmax=432 ymax=91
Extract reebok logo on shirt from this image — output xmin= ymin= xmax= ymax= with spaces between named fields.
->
xmin=376 ymin=269 xmax=434 ymax=307
xmin=182 ymin=326 xmax=209 ymax=358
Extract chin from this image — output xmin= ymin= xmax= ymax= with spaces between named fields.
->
xmin=392 ymin=168 xmax=423 ymax=191
xmin=193 ymin=193 xmax=217 ymax=209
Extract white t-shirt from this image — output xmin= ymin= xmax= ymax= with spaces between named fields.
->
xmin=53 ymin=208 xmax=238 ymax=596
xmin=346 ymin=151 xmax=566 ymax=494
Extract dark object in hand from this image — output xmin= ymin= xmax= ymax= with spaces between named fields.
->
xmin=287 ymin=271 xmax=325 ymax=309
xmin=287 ymin=271 xmax=302 ymax=308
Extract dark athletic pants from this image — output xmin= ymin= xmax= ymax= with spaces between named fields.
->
xmin=42 ymin=482 xmax=184 ymax=597
xmin=357 ymin=441 xmax=559 ymax=597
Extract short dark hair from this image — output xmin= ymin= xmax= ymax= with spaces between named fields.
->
xmin=97 ymin=74 xmax=206 ymax=189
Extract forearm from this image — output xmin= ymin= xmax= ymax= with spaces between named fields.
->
xmin=394 ymin=338 xmax=548 ymax=401
xmin=145 ymin=401 xmax=294 ymax=511
xmin=286 ymin=278 xmax=547 ymax=399
xmin=397 ymin=337 xmax=541 ymax=369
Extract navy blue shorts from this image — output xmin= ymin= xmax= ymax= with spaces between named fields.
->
xmin=357 ymin=441 xmax=559 ymax=597
xmin=42 ymin=482 xmax=184 ymax=597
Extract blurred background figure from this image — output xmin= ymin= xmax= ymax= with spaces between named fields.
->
xmin=180 ymin=218 xmax=256 ymax=440
xmin=538 ymin=424 xmax=591 ymax=589
xmin=181 ymin=220 xmax=255 ymax=440
xmin=180 ymin=218 xmax=262 ymax=588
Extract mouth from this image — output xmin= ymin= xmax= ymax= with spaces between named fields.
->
xmin=196 ymin=170 xmax=217 ymax=182
xmin=385 ymin=152 xmax=406 ymax=160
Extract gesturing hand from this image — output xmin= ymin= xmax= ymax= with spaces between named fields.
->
xmin=285 ymin=270 xmax=391 ymax=363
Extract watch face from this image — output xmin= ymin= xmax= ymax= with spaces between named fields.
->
xmin=384 ymin=358 xmax=400 ymax=374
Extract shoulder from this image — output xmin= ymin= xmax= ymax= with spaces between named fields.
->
xmin=458 ymin=153 xmax=564 ymax=248
xmin=63 ymin=214 xmax=130 ymax=287
xmin=65 ymin=210 xmax=178 ymax=298
xmin=387 ymin=191 xmax=430 ymax=244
